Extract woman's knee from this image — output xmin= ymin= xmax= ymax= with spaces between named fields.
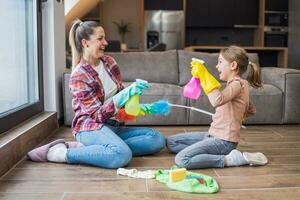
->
xmin=147 ymin=129 xmax=166 ymax=153
xmin=108 ymin=146 xmax=132 ymax=168
xmin=90 ymin=145 xmax=132 ymax=169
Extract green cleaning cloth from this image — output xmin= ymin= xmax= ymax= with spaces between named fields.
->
xmin=155 ymin=166 xmax=219 ymax=194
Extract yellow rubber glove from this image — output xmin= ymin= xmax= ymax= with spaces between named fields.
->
xmin=138 ymin=109 xmax=146 ymax=116
xmin=191 ymin=58 xmax=221 ymax=95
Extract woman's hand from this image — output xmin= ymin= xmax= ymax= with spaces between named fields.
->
xmin=190 ymin=58 xmax=221 ymax=95
xmin=113 ymin=79 xmax=149 ymax=108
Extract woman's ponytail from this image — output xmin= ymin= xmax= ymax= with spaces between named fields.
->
xmin=69 ymin=19 xmax=82 ymax=69
xmin=68 ymin=19 xmax=100 ymax=70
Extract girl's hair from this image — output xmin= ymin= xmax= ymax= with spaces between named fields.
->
xmin=68 ymin=19 xmax=100 ymax=69
xmin=220 ymin=45 xmax=263 ymax=89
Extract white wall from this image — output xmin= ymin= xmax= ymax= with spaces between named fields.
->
xmin=288 ymin=0 xmax=300 ymax=69
xmin=42 ymin=0 xmax=66 ymax=119
xmin=64 ymin=0 xmax=79 ymax=15
xmin=101 ymin=0 xmax=141 ymax=49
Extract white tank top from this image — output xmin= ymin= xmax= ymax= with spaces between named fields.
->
xmin=94 ymin=61 xmax=118 ymax=103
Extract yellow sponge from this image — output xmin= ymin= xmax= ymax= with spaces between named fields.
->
xmin=169 ymin=168 xmax=187 ymax=182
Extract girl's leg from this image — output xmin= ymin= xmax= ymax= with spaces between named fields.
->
xmin=175 ymin=136 xmax=237 ymax=169
xmin=67 ymin=125 xmax=132 ymax=169
xmin=166 ymin=132 xmax=210 ymax=153
xmin=109 ymin=126 xmax=165 ymax=156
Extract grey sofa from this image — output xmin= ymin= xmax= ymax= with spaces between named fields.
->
xmin=63 ymin=50 xmax=300 ymax=126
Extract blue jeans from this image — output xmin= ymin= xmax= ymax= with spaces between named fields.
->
xmin=167 ymin=132 xmax=237 ymax=169
xmin=67 ymin=125 xmax=165 ymax=169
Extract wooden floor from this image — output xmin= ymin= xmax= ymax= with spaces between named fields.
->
xmin=1 ymin=125 xmax=300 ymax=200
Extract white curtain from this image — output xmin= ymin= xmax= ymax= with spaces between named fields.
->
xmin=0 ymin=0 xmax=38 ymax=114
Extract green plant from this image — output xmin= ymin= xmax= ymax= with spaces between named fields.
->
xmin=113 ymin=20 xmax=131 ymax=43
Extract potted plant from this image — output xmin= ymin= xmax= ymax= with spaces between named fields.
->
xmin=113 ymin=20 xmax=131 ymax=51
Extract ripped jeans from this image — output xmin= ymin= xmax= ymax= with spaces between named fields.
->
xmin=67 ymin=124 xmax=165 ymax=169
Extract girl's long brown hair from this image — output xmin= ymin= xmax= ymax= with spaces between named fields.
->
xmin=220 ymin=45 xmax=262 ymax=89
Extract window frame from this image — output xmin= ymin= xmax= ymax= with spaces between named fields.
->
xmin=0 ymin=0 xmax=44 ymax=134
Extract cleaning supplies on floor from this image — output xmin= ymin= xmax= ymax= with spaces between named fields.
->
xmin=117 ymin=168 xmax=156 ymax=179
xmin=116 ymin=166 xmax=219 ymax=194
xmin=156 ymin=166 xmax=219 ymax=194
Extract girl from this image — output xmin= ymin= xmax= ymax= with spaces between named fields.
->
xmin=167 ymin=45 xmax=268 ymax=169
xmin=28 ymin=19 xmax=165 ymax=168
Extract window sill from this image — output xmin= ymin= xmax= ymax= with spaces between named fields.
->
xmin=0 ymin=112 xmax=58 ymax=177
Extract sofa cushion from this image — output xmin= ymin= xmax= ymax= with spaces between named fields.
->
xmin=261 ymin=67 xmax=300 ymax=123
xmin=63 ymin=73 xmax=74 ymax=126
xmin=187 ymin=96 xmax=217 ymax=125
xmin=125 ymin=82 xmax=188 ymax=125
xmin=246 ymin=84 xmax=283 ymax=124
xmin=188 ymin=83 xmax=283 ymax=125
xmin=178 ymin=50 xmax=259 ymax=86
xmin=106 ymin=50 xmax=179 ymax=84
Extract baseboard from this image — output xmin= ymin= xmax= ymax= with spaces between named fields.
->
xmin=0 ymin=112 xmax=58 ymax=177
xmin=58 ymin=115 xmax=64 ymax=127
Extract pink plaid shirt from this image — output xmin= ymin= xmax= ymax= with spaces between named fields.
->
xmin=69 ymin=55 xmax=124 ymax=134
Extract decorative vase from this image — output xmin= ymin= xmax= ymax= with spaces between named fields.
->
xmin=121 ymin=43 xmax=127 ymax=51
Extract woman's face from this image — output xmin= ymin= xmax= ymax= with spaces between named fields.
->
xmin=216 ymin=53 xmax=234 ymax=81
xmin=83 ymin=26 xmax=108 ymax=59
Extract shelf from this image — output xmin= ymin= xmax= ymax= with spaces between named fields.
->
xmin=233 ymin=25 xmax=259 ymax=29
xmin=184 ymin=46 xmax=288 ymax=68
xmin=122 ymin=49 xmax=144 ymax=52
xmin=264 ymin=11 xmax=288 ymax=14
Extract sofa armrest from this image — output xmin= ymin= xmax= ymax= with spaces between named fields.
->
xmin=261 ymin=67 xmax=300 ymax=123
xmin=62 ymin=72 xmax=74 ymax=126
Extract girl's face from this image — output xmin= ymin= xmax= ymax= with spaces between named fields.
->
xmin=216 ymin=53 xmax=237 ymax=81
xmin=83 ymin=26 xmax=108 ymax=59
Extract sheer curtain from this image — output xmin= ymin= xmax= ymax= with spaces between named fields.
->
xmin=0 ymin=0 xmax=39 ymax=115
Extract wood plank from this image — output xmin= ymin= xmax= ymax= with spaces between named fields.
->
xmin=62 ymin=189 xmax=300 ymax=200
xmin=216 ymin=174 xmax=300 ymax=189
xmin=215 ymin=164 xmax=300 ymax=176
xmin=238 ymin=147 xmax=300 ymax=156
xmin=267 ymin=155 xmax=300 ymax=165
xmin=0 ymin=179 xmax=146 ymax=193
xmin=241 ymin=136 xmax=300 ymax=143
xmin=128 ymin=157 xmax=175 ymax=168
xmin=15 ymin=159 xmax=81 ymax=169
xmin=2 ymin=168 xmax=121 ymax=181
xmin=238 ymin=141 xmax=300 ymax=149
xmin=0 ymin=193 xmax=62 ymax=200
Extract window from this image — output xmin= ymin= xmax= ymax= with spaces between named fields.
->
xmin=0 ymin=0 xmax=44 ymax=134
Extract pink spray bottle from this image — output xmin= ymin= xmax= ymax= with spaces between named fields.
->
xmin=183 ymin=58 xmax=204 ymax=99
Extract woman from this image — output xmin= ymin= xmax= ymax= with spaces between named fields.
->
xmin=28 ymin=19 xmax=165 ymax=169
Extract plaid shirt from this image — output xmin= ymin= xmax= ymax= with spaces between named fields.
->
xmin=69 ymin=55 xmax=124 ymax=134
